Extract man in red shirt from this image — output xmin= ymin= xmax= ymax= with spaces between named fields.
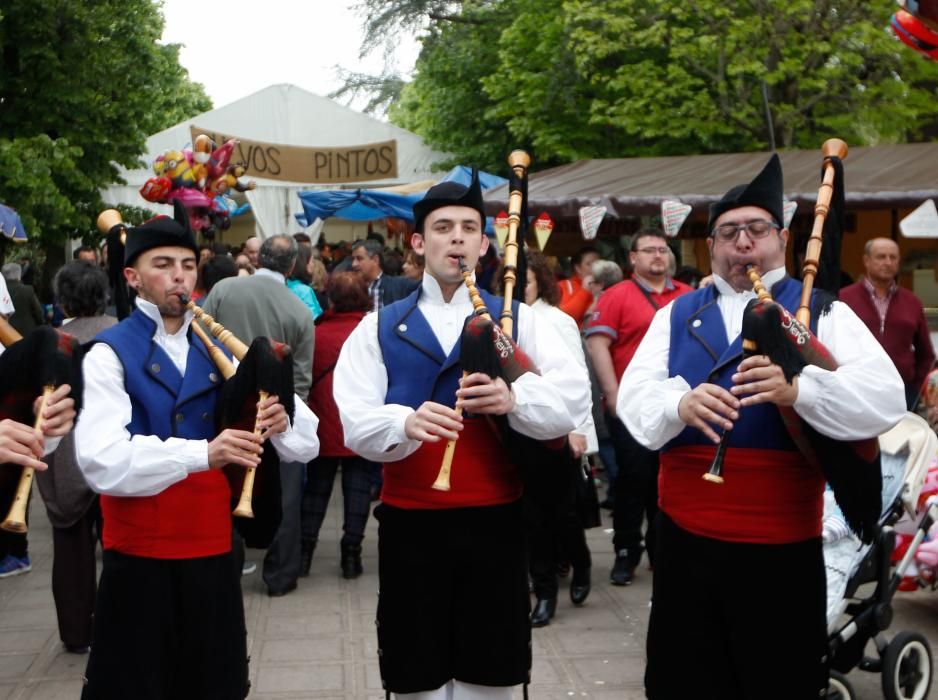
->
xmin=558 ymin=246 xmax=600 ymax=324
xmin=840 ymin=237 xmax=935 ymax=409
xmin=585 ymin=229 xmax=691 ymax=585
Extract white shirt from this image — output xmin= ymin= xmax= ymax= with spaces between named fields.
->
xmin=530 ymin=299 xmax=598 ymax=454
xmin=76 ymin=298 xmax=320 ymax=496
xmin=0 ymin=275 xmax=13 ymax=358
xmin=334 ymin=274 xmax=591 ymax=463
xmin=618 ymin=267 xmax=906 ymax=451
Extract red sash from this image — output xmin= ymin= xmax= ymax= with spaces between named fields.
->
xmin=382 ymin=418 xmax=521 ymax=509
xmin=101 ymin=470 xmax=232 ymax=559
xmin=659 ymin=445 xmax=824 ymax=544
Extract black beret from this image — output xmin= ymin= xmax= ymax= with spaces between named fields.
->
xmin=413 ymin=168 xmax=486 ymax=233
xmin=708 ymin=154 xmax=785 ymax=232
xmin=124 ymin=199 xmax=199 ymax=266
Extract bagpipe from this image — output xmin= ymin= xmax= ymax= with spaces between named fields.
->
xmin=183 ymin=300 xmax=295 ymax=548
xmin=432 ymin=151 xmax=565 ymax=491
xmin=705 ymin=139 xmax=883 ymax=544
xmin=0 ymin=318 xmax=83 ymax=534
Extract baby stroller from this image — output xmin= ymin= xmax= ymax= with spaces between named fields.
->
xmin=824 ymin=412 xmax=937 ymax=700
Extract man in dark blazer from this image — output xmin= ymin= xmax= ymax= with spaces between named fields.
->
xmin=350 ymin=239 xmax=418 ymax=310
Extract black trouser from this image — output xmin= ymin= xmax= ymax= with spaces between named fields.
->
xmin=608 ymin=412 xmax=658 ymax=565
xmin=0 ymin=475 xmax=28 ymax=559
xmin=301 ymin=455 xmax=372 ymax=549
xmin=645 ymin=512 xmax=828 ymax=699
xmin=51 ymin=499 xmax=101 ymax=648
xmin=262 ymin=459 xmax=303 ymax=592
xmin=524 ymin=454 xmax=591 ymax=599
xmin=375 ymin=501 xmax=531 ymax=694
xmin=82 ymin=550 xmax=248 ymax=700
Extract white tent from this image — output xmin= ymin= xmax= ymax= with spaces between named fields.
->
xmin=101 ymin=84 xmax=448 ymax=240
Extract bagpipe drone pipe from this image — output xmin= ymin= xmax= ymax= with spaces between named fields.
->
xmin=0 ymin=322 xmax=83 ymax=533
xmin=433 ymin=152 xmax=574 ymax=494
xmin=740 ymin=141 xmax=881 ymax=544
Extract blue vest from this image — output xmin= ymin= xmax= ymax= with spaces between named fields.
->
xmin=665 ymin=276 xmax=818 ymax=453
xmin=377 ymin=287 xmax=520 ymax=409
xmin=95 ymin=310 xmax=229 ymax=441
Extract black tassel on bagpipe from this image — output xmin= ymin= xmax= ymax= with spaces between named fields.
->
xmin=217 ymin=337 xmax=295 ymax=548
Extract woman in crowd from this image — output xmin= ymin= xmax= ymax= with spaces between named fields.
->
xmin=521 ymin=251 xmax=597 ymax=627
xmin=301 ymin=272 xmax=373 ymax=578
xmin=37 ymin=260 xmax=116 ymax=653
xmin=287 ymin=244 xmax=323 ymax=320
xmin=401 ymin=248 xmax=424 ymax=281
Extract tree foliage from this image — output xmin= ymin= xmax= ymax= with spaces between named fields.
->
xmin=0 ymin=0 xmax=211 ymax=261
xmin=358 ymin=0 xmax=938 ymax=169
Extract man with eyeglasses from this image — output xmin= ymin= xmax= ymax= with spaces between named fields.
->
xmin=585 ymin=229 xmax=691 ymax=586
xmin=617 ymin=155 xmax=905 ymax=699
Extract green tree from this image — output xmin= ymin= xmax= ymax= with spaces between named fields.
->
xmin=0 ymin=0 xmax=211 ymax=271
xmin=357 ymin=0 xmax=938 ymax=167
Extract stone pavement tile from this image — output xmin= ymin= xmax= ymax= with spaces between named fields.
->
xmin=361 ymin=660 xmax=382 ymax=691
xmin=0 ymin=684 xmax=14 ymax=700
xmin=527 ymin=657 xmax=568 ymax=685
xmin=4 ymin=587 xmax=55 ymax=612
xmin=253 ymin=662 xmax=346 ymax=693
xmin=567 ymin=655 xmax=646 ymax=687
xmin=0 ymin=631 xmax=54 ymax=656
xmin=37 ymin=649 xmax=89 ymax=680
xmin=0 ymin=653 xmax=37 ymax=680
xmin=344 ymin=633 xmax=377 ymax=661
xmin=0 ymin=607 xmax=56 ymax=630
xmin=553 ymin=628 xmax=643 ymax=656
xmin=258 ymin=637 xmax=344 ymax=663
xmin=22 ymin=679 xmax=84 ymax=700
xmin=263 ymin=611 xmax=345 ymax=637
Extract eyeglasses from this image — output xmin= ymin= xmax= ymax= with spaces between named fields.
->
xmin=636 ymin=246 xmax=670 ymax=255
xmin=711 ymin=219 xmax=779 ymax=242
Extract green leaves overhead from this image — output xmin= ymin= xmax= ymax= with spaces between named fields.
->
xmin=367 ymin=0 xmax=938 ymax=169
xmin=0 ymin=0 xmax=212 ymax=252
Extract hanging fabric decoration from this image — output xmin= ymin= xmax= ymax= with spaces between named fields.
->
xmin=494 ymin=211 xmax=510 ymax=250
xmin=578 ymin=205 xmax=607 ymax=240
xmin=783 ymin=199 xmax=798 ymax=229
xmin=533 ymin=212 xmax=554 ymax=251
xmin=661 ymin=200 xmax=692 ymax=237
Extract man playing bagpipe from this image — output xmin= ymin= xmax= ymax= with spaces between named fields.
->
xmin=333 ymin=173 xmax=591 ymax=700
xmin=618 ymin=154 xmax=907 ymax=699
xmin=74 ymin=203 xmax=320 ymax=700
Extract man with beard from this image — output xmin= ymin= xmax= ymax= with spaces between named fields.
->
xmin=75 ymin=205 xmax=319 ymax=699
xmin=618 ymin=155 xmax=905 ymax=699
xmin=585 ymin=229 xmax=691 ymax=586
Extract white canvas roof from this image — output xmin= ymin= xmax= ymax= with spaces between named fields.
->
xmin=101 ymin=84 xmax=448 ymax=238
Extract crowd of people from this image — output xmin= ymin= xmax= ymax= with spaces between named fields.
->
xmin=0 ymin=155 xmax=934 ymax=699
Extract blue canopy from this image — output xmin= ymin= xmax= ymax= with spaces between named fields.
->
xmin=295 ymin=166 xmax=507 ymax=226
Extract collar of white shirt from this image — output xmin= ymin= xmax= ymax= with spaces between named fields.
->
xmin=254 ymin=268 xmax=285 ymax=284
xmin=419 ymin=273 xmax=472 ymax=308
xmin=134 ymin=297 xmax=192 ymax=338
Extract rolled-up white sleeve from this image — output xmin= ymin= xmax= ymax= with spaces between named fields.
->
xmin=618 ymin=302 xmax=690 ymax=450
xmin=76 ymin=343 xmax=210 ymax=497
xmin=508 ymin=304 xmax=589 ymax=440
xmin=270 ymin=399 xmax=320 ymax=463
xmin=335 ymin=313 xmax=421 ymax=462
xmin=792 ymin=300 xmax=905 ymax=440
xmin=618 ymin=298 xmax=907 ymax=450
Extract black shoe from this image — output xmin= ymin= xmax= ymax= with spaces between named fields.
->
xmin=530 ymin=598 xmax=556 ymax=627
xmin=610 ymin=550 xmax=634 ymax=586
xmin=570 ymin=567 xmax=591 ymax=605
xmin=341 ymin=543 xmax=363 ymax=579
xmin=267 ymin=580 xmax=298 ymax=597
xmin=300 ymin=541 xmax=316 ymax=578
xmin=64 ymin=644 xmax=90 ymax=654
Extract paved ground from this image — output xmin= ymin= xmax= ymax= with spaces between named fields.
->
xmin=2 ymin=485 xmax=938 ymax=699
